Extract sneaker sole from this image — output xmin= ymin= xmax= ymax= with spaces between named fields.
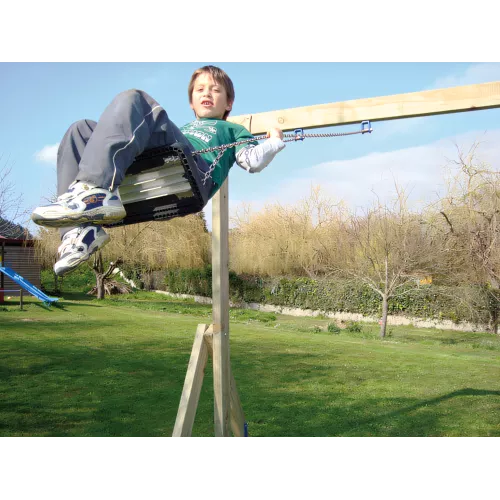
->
xmin=32 ymin=206 xmax=126 ymax=228
xmin=54 ymin=234 xmax=111 ymax=276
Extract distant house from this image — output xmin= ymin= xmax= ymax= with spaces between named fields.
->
xmin=0 ymin=235 xmax=41 ymax=300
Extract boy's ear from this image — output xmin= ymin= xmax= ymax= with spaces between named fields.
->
xmin=226 ymin=100 xmax=233 ymax=112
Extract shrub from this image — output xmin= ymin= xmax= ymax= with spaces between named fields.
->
xmin=162 ymin=268 xmax=492 ymax=326
xmin=345 ymin=321 xmax=363 ymax=333
xmin=327 ymin=322 xmax=341 ymax=334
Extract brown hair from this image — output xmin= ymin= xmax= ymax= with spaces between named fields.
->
xmin=188 ymin=65 xmax=235 ymax=120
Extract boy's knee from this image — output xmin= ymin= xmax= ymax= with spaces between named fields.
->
xmin=68 ymin=119 xmax=96 ymax=136
xmin=113 ymin=89 xmax=157 ymax=109
xmin=114 ymin=88 xmax=144 ymax=102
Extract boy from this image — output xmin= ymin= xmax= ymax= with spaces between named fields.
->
xmin=32 ymin=65 xmax=286 ymax=276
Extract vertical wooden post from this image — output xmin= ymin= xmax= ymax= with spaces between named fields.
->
xmin=173 ymin=178 xmax=245 ymax=437
xmin=19 ymin=289 xmax=23 ymax=311
xmin=211 ymin=179 xmax=231 ymax=437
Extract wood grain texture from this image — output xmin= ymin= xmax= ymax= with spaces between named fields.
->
xmin=172 ymin=324 xmax=210 ymax=437
xmin=211 ymin=181 xmax=231 ymax=437
xmin=228 ymin=81 xmax=500 ymax=134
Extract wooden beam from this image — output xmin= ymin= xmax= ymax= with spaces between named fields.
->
xmin=228 ymin=81 xmax=500 ymax=135
xmin=172 ymin=324 xmax=210 ymax=437
xmin=211 ymin=180 xmax=231 ymax=437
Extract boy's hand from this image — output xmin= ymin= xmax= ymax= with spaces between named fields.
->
xmin=266 ymin=127 xmax=284 ymax=140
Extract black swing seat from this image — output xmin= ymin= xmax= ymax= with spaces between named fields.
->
xmin=104 ymin=142 xmax=210 ymax=228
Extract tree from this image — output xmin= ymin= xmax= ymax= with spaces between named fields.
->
xmin=430 ymin=141 xmax=500 ymax=333
xmin=230 ymin=186 xmax=346 ymax=277
xmin=33 ymin=212 xmax=211 ymax=298
xmin=0 ymin=156 xmax=26 ymax=238
xmin=91 ymin=251 xmax=123 ymax=300
xmin=335 ymin=186 xmax=433 ymax=338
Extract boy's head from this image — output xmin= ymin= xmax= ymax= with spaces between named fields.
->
xmin=188 ymin=65 xmax=235 ymax=120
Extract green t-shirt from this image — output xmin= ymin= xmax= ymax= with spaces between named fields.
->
xmin=180 ymin=117 xmax=258 ymax=196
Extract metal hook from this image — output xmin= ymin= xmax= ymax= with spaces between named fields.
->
xmin=361 ymin=121 xmax=372 ymax=134
xmin=294 ymin=128 xmax=305 ymax=141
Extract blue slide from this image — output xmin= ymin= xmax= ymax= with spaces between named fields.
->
xmin=0 ymin=266 xmax=58 ymax=305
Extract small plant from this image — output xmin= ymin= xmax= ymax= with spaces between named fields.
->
xmin=311 ymin=326 xmax=322 ymax=333
xmin=345 ymin=321 xmax=363 ymax=333
xmin=327 ymin=322 xmax=341 ymax=334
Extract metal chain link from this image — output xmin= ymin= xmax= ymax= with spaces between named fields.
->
xmin=194 ymin=122 xmax=373 ymax=185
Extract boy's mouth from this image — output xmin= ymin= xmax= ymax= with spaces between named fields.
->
xmin=201 ymin=100 xmax=213 ymax=107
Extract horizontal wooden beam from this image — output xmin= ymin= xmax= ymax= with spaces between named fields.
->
xmin=228 ymin=81 xmax=500 ymax=135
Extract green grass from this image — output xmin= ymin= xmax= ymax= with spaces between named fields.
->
xmin=1 ymin=293 xmax=500 ymax=436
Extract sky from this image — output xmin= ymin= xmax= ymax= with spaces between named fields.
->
xmin=0 ymin=2 xmax=497 ymax=490
xmin=2 ymin=62 xmax=500 ymax=233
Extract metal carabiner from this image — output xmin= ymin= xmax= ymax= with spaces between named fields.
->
xmin=361 ymin=121 xmax=372 ymax=134
xmin=293 ymin=128 xmax=305 ymax=141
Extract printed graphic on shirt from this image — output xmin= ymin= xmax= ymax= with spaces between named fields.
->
xmin=181 ymin=120 xmax=218 ymax=144
xmin=180 ymin=118 xmax=258 ymax=196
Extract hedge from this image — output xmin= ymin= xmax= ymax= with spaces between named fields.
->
xmin=164 ymin=266 xmax=494 ymax=325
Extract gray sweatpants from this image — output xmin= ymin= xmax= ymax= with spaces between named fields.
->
xmin=57 ymin=89 xmax=209 ymax=237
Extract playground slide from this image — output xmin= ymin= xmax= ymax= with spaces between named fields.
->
xmin=0 ymin=266 xmax=58 ymax=305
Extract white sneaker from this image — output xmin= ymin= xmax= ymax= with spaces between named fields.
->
xmin=32 ymin=181 xmax=126 ymax=228
xmin=54 ymin=225 xmax=110 ymax=276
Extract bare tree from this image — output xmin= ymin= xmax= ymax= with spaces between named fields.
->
xmin=335 ymin=186 xmax=433 ymax=338
xmin=230 ymin=186 xmax=346 ymax=277
xmin=430 ymin=141 xmax=500 ymax=332
xmin=91 ymin=251 xmax=123 ymax=300
xmin=0 ymin=155 xmax=26 ymax=237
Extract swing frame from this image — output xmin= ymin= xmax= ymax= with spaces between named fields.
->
xmin=171 ymin=80 xmax=500 ymax=437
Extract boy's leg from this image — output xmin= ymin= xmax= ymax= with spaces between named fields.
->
xmin=57 ymin=119 xmax=97 ymax=197
xmin=77 ymin=89 xmax=188 ymax=190
xmin=57 ymin=119 xmax=97 ymax=238
xmin=54 ymin=119 xmax=109 ymax=276
xmin=32 ymin=89 xmax=194 ymax=227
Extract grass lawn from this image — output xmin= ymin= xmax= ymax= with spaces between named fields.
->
xmin=1 ymin=292 xmax=499 ymax=436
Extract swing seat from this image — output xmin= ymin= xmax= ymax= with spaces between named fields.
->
xmin=104 ymin=142 xmax=210 ymax=228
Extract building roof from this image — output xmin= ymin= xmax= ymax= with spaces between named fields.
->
xmin=0 ymin=235 xmax=35 ymax=246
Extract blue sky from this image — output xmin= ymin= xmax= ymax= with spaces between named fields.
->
xmin=2 ymin=62 xmax=500 ymax=232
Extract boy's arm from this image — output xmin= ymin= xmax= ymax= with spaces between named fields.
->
xmin=236 ymin=128 xmax=285 ymax=173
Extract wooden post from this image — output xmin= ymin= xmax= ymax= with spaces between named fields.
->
xmin=211 ymin=179 xmax=231 ymax=437
xmin=173 ymin=178 xmax=246 ymax=437
xmin=19 ymin=289 xmax=23 ymax=311
xmin=172 ymin=324 xmax=210 ymax=437
xmin=204 ymin=334 xmax=246 ymax=437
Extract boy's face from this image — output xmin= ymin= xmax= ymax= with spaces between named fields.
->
xmin=190 ymin=72 xmax=232 ymax=119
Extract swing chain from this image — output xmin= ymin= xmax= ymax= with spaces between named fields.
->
xmin=194 ymin=121 xmax=373 ymax=185
xmin=201 ymin=147 xmax=228 ymax=185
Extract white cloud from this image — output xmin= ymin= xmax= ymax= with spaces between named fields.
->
xmin=431 ymin=63 xmax=500 ymax=89
xmin=34 ymin=143 xmax=59 ymax=165
xmin=372 ymin=116 xmax=430 ymax=140
xmin=243 ymin=129 xmax=500 ymax=213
